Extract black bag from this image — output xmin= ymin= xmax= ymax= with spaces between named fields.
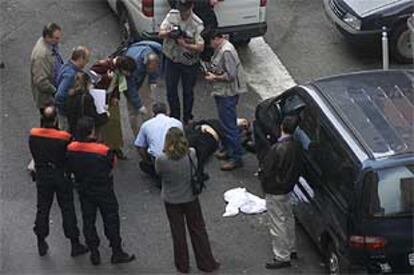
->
xmin=188 ymin=153 xmax=205 ymax=195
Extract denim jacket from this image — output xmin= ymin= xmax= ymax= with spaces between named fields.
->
xmin=125 ymin=41 xmax=163 ymax=110
xmin=55 ymin=61 xmax=81 ymax=114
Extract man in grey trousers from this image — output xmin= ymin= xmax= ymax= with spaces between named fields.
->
xmin=259 ymin=116 xmax=302 ymax=269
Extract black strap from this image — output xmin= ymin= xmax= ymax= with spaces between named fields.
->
xmin=188 ymin=153 xmax=196 ymax=177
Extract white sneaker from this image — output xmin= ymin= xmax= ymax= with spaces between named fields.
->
xmin=27 ymin=159 xmax=35 ymax=172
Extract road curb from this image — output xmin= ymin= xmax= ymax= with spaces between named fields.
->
xmin=240 ymin=37 xmax=297 ymax=100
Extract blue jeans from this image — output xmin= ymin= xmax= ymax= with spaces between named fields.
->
xmin=165 ymin=58 xmax=198 ymax=123
xmin=214 ymin=95 xmax=243 ymax=162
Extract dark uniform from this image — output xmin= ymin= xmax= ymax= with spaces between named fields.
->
xmin=29 ymin=127 xmax=80 ymax=242
xmin=66 ymin=139 xmax=122 ymax=252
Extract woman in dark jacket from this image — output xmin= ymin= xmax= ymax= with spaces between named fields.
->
xmin=155 ymin=127 xmax=220 ymax=274
xmin=65 ymin=72 xmax=108 ymax=137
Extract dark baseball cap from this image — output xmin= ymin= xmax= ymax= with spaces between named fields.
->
xmin=176 ymin=0 xmax=194 ymax=12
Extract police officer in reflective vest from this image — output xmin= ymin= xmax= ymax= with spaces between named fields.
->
xmin=66 ymin=116 xmax=135 ymax=265
xmin=28 ymin=105 xmax=88 ymax=257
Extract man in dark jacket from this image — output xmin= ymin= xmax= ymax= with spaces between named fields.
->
xmin=260 ymin=115 xmax=302 ymax=269
xmin=28 ymin=105 xmax=88 ymax=257
xmin=66 ymin=117 xmax=135 ymax=265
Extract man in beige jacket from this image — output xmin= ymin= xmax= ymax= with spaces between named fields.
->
xmin=30 ymin=22 xmax=63 ymax=125
xmin=29 ymin=23 xmax=63 ymax=173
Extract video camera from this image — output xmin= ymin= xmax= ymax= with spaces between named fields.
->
xmin=168 ymin=25 xmax=190 ymax=40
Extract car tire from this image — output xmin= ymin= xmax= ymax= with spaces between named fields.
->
xmin=390 ymin=22 xmax=413 ymax=64
xmin=326 ymin=243 xmax=348 ymax=275
xmin=119 ymin=8 xmax=139 ymax=43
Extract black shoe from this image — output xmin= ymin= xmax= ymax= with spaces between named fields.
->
xmin=199 ymin=261 xmax=220 ymax=273
xmin=265 ymin=259 xmax=291 ymax=269
xmin=290 ymin=252 xmax=298 ymax=260
xmin=37 ymin=239 xmax=48 ymax=256
xmin=215 ymin=150 xmax=229 ymax=160
xmin=71 ymin=242 xmax=89 ymax=257
xmin=30 ymin=171 xmax=37 ymax=182
xmin=111 ymin=251 xmax=136 ymax=264
xmin=114 ymin=149 xmax=128 ymax=160
xmin=90 ymin=249 xmax=101 ymax=265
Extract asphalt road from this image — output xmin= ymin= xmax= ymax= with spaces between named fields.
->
xmin=0 ymin=1 xmax=331 ymax=274
xmin=265 ymin=0 xmax=412 ymax=83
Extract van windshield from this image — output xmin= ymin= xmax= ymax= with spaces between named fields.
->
xmin=367 ymin=165 xmax=414 ymax=217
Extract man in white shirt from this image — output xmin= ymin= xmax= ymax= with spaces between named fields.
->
xmin=134 ymin=102 xmax=183 ymax=183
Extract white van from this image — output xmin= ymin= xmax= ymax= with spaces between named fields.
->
xmin=107 ymin=0 xmax=267 ymax=45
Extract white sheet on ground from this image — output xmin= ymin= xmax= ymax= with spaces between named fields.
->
xmin=223 ymin=187 xmax=266 ymax=217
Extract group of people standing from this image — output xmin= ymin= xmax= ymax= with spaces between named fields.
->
xmin=28 ymin=0 xmax=245 ymax=271
xmin=28 ymin=0 xmax=303 ymax=272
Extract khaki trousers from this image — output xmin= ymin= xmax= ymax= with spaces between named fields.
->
xmin=265 ymin=193 xmax=296 ymax=262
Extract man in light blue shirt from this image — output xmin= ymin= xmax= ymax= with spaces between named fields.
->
xmin=134 ymin=102 xmax=182 ymax=182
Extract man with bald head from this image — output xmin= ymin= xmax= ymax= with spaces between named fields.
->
xmin=30 ymin=23 xmax=63 ymax=124
xmin=55 ymin=46 xmax=91 ymax=130
xmin=28 ymin=105 xmax=88 ymax=257
xmin=123 ymin=40 xmax=163 ymax=136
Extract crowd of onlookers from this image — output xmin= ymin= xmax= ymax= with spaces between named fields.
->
xmin=28 ymin=0 xmax=303 ymax=272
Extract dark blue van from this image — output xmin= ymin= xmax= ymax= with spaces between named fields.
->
xmin=255 ymin=70 xmax=414 ymax=274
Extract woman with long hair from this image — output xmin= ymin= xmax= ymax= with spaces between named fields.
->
xmin=64 ymin=72 xmax=108 ymax=137
xmin=155 ymin=127 xmax=220 ymax=274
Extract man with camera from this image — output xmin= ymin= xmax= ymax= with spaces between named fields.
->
xmin=204 ymin=31 xmax=247 ymax=171
xmin=159 ymin=0 xmax=205 ymax=125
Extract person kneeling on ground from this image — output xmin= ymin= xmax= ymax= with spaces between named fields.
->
xmin=66 ymin=116 xmax=135 ymax=265
xmin=134 ymin=102 xmax=183 ymax=186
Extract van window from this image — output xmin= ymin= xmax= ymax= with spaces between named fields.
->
xmin=294 ymin=104 xmax=322 ymax=181
xmin=317 ymin=126 xmax=356 ymax=200
xmin=294 ymin=105 xmax=355 ymax=201
xmin=364 ymin=165 xmax=414 ymax=217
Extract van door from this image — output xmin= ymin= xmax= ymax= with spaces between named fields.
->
xmin=290 ymin=90 xmax=358 ymax=250
xmin=290 ymin=96 xmax=327 ymax=245
xmin=214 ymin=0 xmax=260 ymax=27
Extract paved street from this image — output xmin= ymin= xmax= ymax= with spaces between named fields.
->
xmin=266 ymin=0 xmax=412 ymax=83
xmin=3 ymin=0 xmax=407 ymax=274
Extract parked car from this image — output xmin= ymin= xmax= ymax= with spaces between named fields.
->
xmin=106 ymin=0 xmax=267 ymax=45
xmin=254 ymin=69 xmax=414 ymax=274
xmin=323 ymin=0 xmax=414 ymax=64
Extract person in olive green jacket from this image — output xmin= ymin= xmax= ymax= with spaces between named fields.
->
xmin=29 ymin=22 xmax=63 ymax=173
xmin=30 ymin=22 xmax=63 ymax=125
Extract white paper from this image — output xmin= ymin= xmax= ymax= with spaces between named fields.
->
xmin=89 ymin=89 xmax=107 ymax=114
